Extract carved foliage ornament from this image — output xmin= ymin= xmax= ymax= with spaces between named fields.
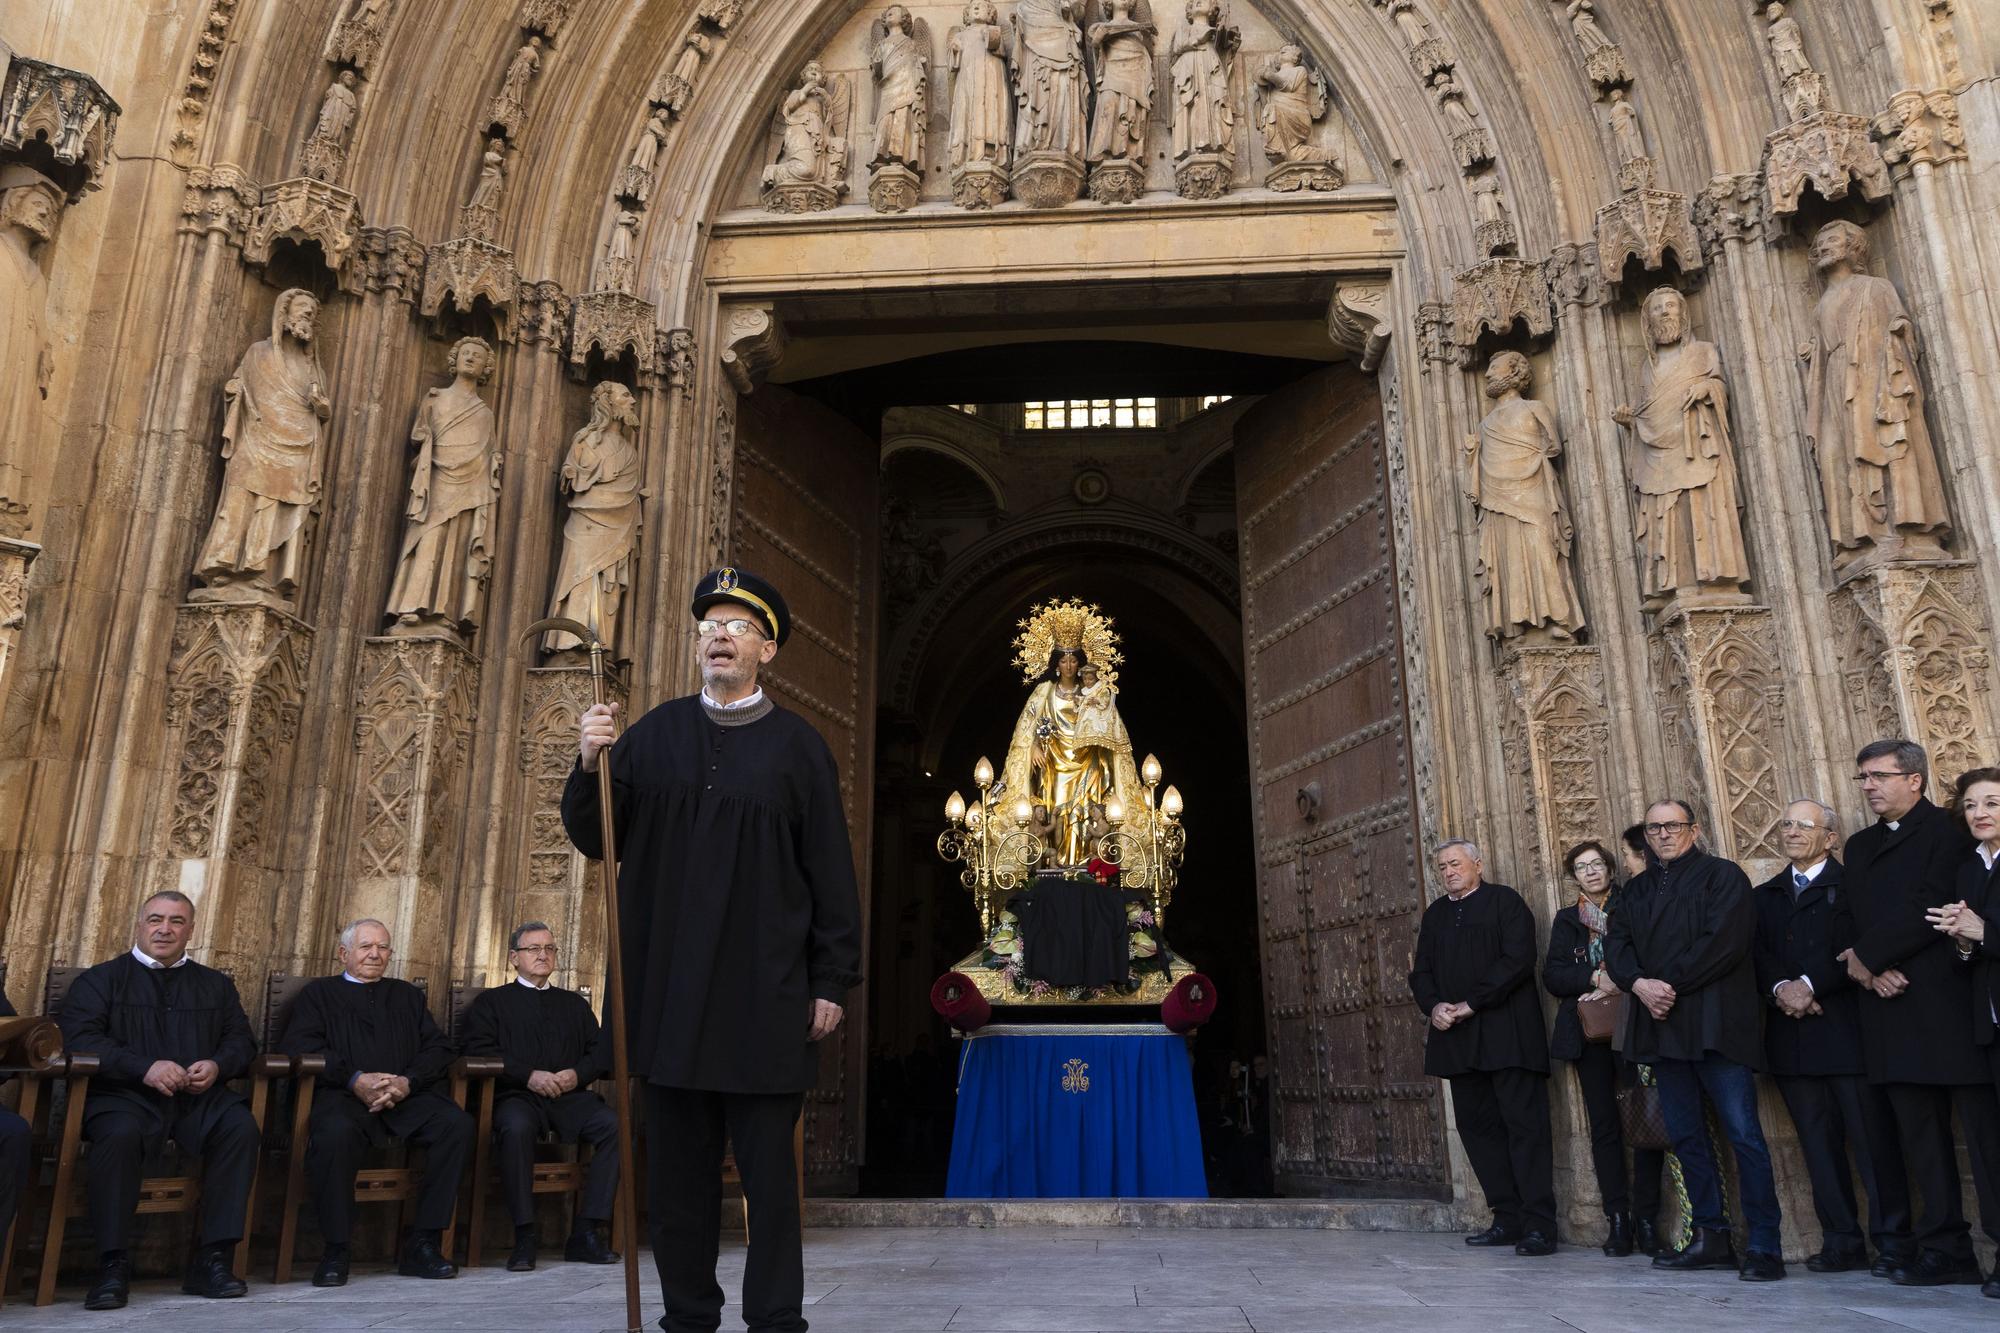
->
xmin=1326 ymin=281 xmax=1391 ymax=372
xmin=1875 ymin=89 xmax=1965 ymax=180
xmin=1764 ymin=112 xmax=1892 ymax=217
xmin=0 ymin=56 xmax=121 ymax=198
xmin=172 ymin=0 xmax=239 ymax=165
xmin=719 ymin=304 xmax=787 ymax=395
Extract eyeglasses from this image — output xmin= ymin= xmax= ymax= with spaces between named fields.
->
xmin=1644 ymin=821 xmax=1691 ymax=835
xmin=513 ymin=944 xmax=559 ymax=955
xmin=696 ymin=618 xmax=765 ymax=639
xmin=1776 ymin=818 xmax=1822 ymax=831
xmin=1570 ymin=858 xmax=1608 ymax=873
xmin=1855 ymin=769 xmax=1913 ymax=785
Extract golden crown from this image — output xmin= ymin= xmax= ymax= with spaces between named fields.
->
xmin=1012 ymin=598 xmax=1123 ymax=684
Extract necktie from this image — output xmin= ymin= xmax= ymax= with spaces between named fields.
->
xmin=1793 ymin=869 xmax=1809 ymax=897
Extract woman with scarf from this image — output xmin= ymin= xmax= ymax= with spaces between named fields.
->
xmin=1544 ymin=839 xmax=1666 ymax=1256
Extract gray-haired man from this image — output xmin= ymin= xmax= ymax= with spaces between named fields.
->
xmin=1409 ymin=839 xmax=1558 ymax=1254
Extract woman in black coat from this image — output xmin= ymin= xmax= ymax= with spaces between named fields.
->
xmin=1544 ymin=839 xmax=1666 ymax=1257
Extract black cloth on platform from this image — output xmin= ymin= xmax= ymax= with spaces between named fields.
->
xmin=1605 ymin=848 xmax=1762 ymax=1068
xmin=462 ymin=980 xmax=620 ymax=1225
xmin=59 ymin=953 xmax=260 ymax=1252
xmin=644 ymin=1084 xmax=805 ymax=1333
xmin=275 ymin=974 xmax=455 ymax=1097
xmin=1450 ymin=1066 xmax=1558 ymax=1235
xmin=1009 ymin=878 xmax=1130 ymax=989
xmin=0 ymin=993 xmax=28 ymax=1244
xmin=561 ymin=694 xmax=863 ymax=1094
xmin=1408 ymin=881 xmax=1550 ymax=1077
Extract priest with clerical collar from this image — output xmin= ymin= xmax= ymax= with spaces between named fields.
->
xmin=461 ymin=920 xmax=620 ymax=1272
xmin=276 ymin=917 xmax=474 ymax=1288
xmin=565 ymin=567 xmax=863 ymax=1333
xmin=58 ymin=890 xmax=259 ymax=1310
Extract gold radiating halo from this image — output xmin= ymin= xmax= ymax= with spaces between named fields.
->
xmin=1011 ymin=598 xmax=1124 ymax=686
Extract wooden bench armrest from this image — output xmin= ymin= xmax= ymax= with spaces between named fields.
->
xmin=453 ymin=1057 xmax=505 ymax=1079
xmin=292 ymin=1054 xmax=329 ymax=1079
xmin=61 ymin=1052 xmax=101 ymax=1078
xmin=252 ymin=1053 xmax=295 ymax=1078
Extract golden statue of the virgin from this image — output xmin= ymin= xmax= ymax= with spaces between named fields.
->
xmin=997 ymin=599 xmax=1148 ymax=867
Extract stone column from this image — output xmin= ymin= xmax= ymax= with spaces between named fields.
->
xmin=344 ymin=635 xmax=481 ymax=988
xmin=1649 ymin=605 xmax=1790 ymax=879
xmin=1496 ymin=645 xmax=1614 ymax=887
xmin=1830 ymin=561 xmax=1998 ymax=790
xmin=152 ymin=603 xmax=311 ymax=979
xmin=0 ymin=534 xmax=37 ymax=703
xmin=515 ymin=665 xmax=625 ymax=992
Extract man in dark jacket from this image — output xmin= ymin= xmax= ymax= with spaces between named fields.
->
xmin=567 ymin=569 xmax=864 ymax=1333
xmin=1835 ymin=738 xmax=1996 ymax=1286
xmin=1607 ymin=800 xmax=1784 ymax=1281
xmin=1753 ymin=798 xmax=1911 ymax=1274
xmin=461 ymin=919 xmax=619 ymax=1272
xmin=276 ymin=917 xmax=474 ymax=1289
xmin=0 ymin=991 xmax=28 ymax=1254
xmin=1409 ymin=838 xmax=1556 ymax=1255
xmin=58 ymin=890 xmax=259 ymax=1309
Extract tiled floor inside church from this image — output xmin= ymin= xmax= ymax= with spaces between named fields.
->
xmin=5 ymin=1226 xmax=1996 ymax=1332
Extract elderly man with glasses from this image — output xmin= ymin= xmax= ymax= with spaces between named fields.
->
xmin=1607 ymin=800 xmax=1785 ymax=1281
xmin=1834 ymin=738 xmax=1995 ymax=1287
xmin=462 ymin=921 xmax=620 ymax=1271
xmin=1753 ymin=798 xmax=1912 ymax=1276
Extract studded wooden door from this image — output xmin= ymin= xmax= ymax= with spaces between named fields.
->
xmin=728 ymin=384 xmax=879 ymax=1195
xmin=1233 ymin=365 xmax=1446 ymax=1198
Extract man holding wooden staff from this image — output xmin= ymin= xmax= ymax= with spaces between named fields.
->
xmin=566 ymin=567 xmax=864 ymax=1333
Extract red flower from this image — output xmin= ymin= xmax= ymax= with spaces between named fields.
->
xmin=1086 ymin=857 xmax=1120 ymax=885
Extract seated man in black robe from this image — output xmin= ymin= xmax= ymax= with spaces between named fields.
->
xmin=461 ymin=919 xmax=619 ymax=1271
xmin=57 ymin=890 xmax=258 ymax=1309
xmin=276 ymin=917 xmax=472 ymax=1287
xmin=0 ymin=990 xmax=32 ymax=1258
xmin=1408 ymin=838 xmax=1557 ymax=1255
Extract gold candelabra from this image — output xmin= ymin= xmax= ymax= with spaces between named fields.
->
xmin=936 ymin=754 xmax=1050 ymax=934
xmin=1091 ymin=752 xmax=1187 ymax=929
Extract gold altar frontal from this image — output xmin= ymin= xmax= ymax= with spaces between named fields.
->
xmin=948 ymin=948 xmax=1202 ymax=1008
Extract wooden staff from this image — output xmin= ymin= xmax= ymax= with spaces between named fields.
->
xmin=521 ymin=604 xmax=641 ymax=1333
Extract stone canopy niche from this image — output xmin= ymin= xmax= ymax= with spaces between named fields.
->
xmin=734 ymin=0 xmax=1378 ymax=215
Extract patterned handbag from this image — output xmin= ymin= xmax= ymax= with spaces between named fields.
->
xmin=1617 ymin=1067 xmax=1673 ymax=1151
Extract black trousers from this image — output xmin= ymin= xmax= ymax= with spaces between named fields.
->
xmin=306 ymin=1091 xmax=474 ymax=1245
xmin=493 ymin=1090 xmax=619 ymax=1227
xmin=1776 ymin=1073 xmax=1912 ymax=1259
xmin=83 ymin=1092 xmax=259 ymax=1254
xmin=1450 ymin=1067 xmax=1558 ymax=1235
xmin=0 ymin=1107 xmax=29 ymax=1241
xmin=1569 ymin=1044 xmax=1663 ymax=1221
xmin=644 ymin=1084 xmax=805 ymax=1333
xmin=1883 ymin=1080 xmax=2000 ymax=1263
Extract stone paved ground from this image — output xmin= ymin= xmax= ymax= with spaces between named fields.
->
xmin=5 ymin=1227 xmax=1997 ymax=1332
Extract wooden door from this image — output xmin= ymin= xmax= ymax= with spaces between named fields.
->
xmin=1233 ymin=365 xmax=1446 ymax=1198
xmin=728 ymin=384 xmax=879 ymax=1195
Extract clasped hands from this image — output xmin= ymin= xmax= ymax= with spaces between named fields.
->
xmin=1926 ymin=900 xmax=1986 ymax=948
xmin=1428 ymin=1001 xmax=1474 ymax=1030
xmin=527 ymin=1069 xmax=580 ymax=1098
xmin=1631 ymin=978 xmax=1676 ymax=1019
xmin=1773 ymin=979 xmax=1824 ymax=1019
xmin=350 ymin=1071 xmax=414 ymax=1113
xmin=1837 ymin=947 xmax=1911 ymax=998
xmin=142 ymin=1058 xmax=221 ymax=1097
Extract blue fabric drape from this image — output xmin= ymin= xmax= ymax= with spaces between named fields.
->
xmin=945 ymin=1025 xmax=1208 ymax=1198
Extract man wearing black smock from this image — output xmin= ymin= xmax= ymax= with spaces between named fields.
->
xmin=57 ymin=891 xmax=258 ymax=1310
xmin=276 ymin=917 xmax=473 ymax=1287
xmin=0 ymin=990 xmax=29 ymax=1262
xmin=1408 ymin=838 xmax=1557 ymax=1255
xmin=1834 ymin=739 xmax=1996 ymax=1287
xmin=461 ymin=919 xmax=619 ymax=1271
xmin=566 ymin=568 xmax=863 ymax=1333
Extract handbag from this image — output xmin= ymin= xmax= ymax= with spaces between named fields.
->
xmin=1576 ymin=991 xmax=1624 ymax=1044
xmin=1617 ymin=1072 xmax=1672 ymax=1151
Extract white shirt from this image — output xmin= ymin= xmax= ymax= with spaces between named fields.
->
xmin=1774 ymin=859 xmax=1832 ymax=997
xmin=515 ymin=975 xmax=551 ymax=991
xmin=1979 ymin=843 xmax=1999 ymax=872
xmin=1792 ymin=858 xmax=1828 ymax=886
xmin=702 ymin=685 xmax=765 ymax=711
xmin=341 ymin=972 xmax=375 ymax=985
xmin=130 ymin=946 xmax=190 ymax=970
xmin=1886 ymin=819 xmax=1901 ymax=831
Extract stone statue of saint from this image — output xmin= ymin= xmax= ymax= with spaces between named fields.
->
xmin=1464 ymin=351 xmax=1585 ymax=643
xmin=301 ymin=70 xmax=360 ymax=180
xmin=467 ymin=138 xmax=506 ymax=212
xmin=1612 ymin=289 xmax=1750 ymax=609
xmin=1471 ymin=171 xmax=1505 ymax=224
xmin=1086 ymin=0 xmax=1155 ymax=167
xmin=629 ymin=107 xmax=669 ymax=175
xmin=762 ymin=62 xmax=850 ymax=204
xmin=1255 ymin=44 xmax=1332 ymax=164
xmin=1568 ymin=0 xmax=1615 ymax=58
xmin=1012 ymin=0 xmax=1087 ymax=162
xmin=500 ymin=37 xmax=542 ymax=110
xmin=193 ymin=288 xmax=332 ymax=606
xmin=1765 ymin=3 xmax=1812 ymax=81
xmin=1169 ymin=0 xmax=1238 ymax=163
xmin=544 ymin=382 xmax=644 ymax=656
xmin=870 ymin=5 xmax=930 ymax=171
xmin=0 ymin=168 xmax=60 ymax=535
xmin=948 ymin=0 xmax=1013 ymax=198
xmin=1605 ymin=88 xmax=1645 ymax=163
xmin=385 ymin=336 xmax=501 ymax=637
xmin=1800 ymin=220 xmax=1950 ymax=566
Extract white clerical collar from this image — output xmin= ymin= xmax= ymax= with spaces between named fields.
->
xmin=515 ymin=975 xmax=552 ymax=991
xmin=130 ymin=946 xmax=190 ymax=970
xmin=1792 ymin=858 xmax=1828 ymax=883
xmin=341 ymin=972 xmax=376 ymax=985
xmin=1447 ymin=881 xmax=1481 ymax=903
xmin=702 ymin=685 xmax=764 ymax=711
